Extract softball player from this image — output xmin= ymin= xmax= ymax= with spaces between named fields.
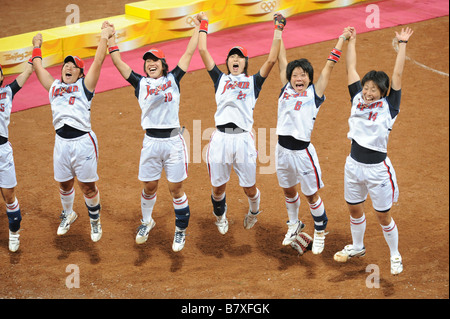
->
xmin=197 ymin=12 xmax=284 ymax=234
xmin=333 ymin=27 xmax=414 ymax=275
xmin=106 ymin=18 xmax=200 ymax=252
xmin=0 ymin=62 xmax=33 ymax=252
xmin=276 ymin=25 xmax=352 ymax=254
xmin=31 ymin=24 xmax=115 ymax=242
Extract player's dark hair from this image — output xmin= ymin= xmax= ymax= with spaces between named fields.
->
xmin=361 ymin=70 xmax=390 ymax=97
xmin=144 ymin=58 xmax=168 ymax=77
xmin=225 ymin=50 xmax=248 ymax=76
xmin=286 ymin=59 xmax=314 ymax=85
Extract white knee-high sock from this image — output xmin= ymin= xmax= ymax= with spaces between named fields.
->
xmin=285 ymin=193 xmax=300 ymax=225
xmin=141 ymin=190 xmax=157 ymax=223
xmin=350 ymin=214 xmax=366 ymax=250
xmin=381 ymin=218 xmax=400 ymax=257
xmin=60 ymin=188 xmax=75 ymax=213
xmin=248 ymin=188 xmax=260 ymax=214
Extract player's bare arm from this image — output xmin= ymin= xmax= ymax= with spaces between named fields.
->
xmin=106 ymin=23 xmax=133 ymax=80
xmin=32 ymin=33 xmax=55 ymax=91
xmin=391 ymin=27 xmax=414 ymax=91
xmin=197 ymin=12 xmax=216 ymax=72
xmin=14 ymin=60 xmax=34 ymax=88
xmin=278 ymin=38 xmax=288 ymax=86
xmin=315 ymin=27 xmax=352 ymax=97
xmin=177 ymin=14 xmax=201 ymax=72
xmin=345 ymin=27 xmax=360 ymax=85
xmin=84 ymin=23 xmax=115 ymax=92
xmin=259 ymin=13 xmax=285 ymax=79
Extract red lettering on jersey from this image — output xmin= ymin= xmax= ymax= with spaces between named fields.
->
xmin=0 ymin=92 xmax=6 ymax=100
xmin=357 ymin=101 xmax=383 ymax=111
xmin=51 ymin=84 xmax=79 ymax=98
xmin=282 ymin=91 xmax=307 ymax=100
xmin=144 ymin=80 xmax=172 ymax=99
xmin=221 ymin=80 xmax=250 ymax=95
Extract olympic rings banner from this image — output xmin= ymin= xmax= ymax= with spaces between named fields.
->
xmin=0 ymin=0 xmax=369 ymax=75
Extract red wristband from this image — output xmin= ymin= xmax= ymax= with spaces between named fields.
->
xmin=32 ymin=47 xmax=42 ymax=60
xmin=327 ymin=48 xmax=342 ymax=63
xmin=108 ymin=45 xmax=119 ymax=54
xmin=200 ymin=20 xmax=209 ymax=33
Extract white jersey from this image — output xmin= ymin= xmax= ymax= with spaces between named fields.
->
xmin=210 ymin=66 xmax=265 ymax=132
xmin=0 ymin=83 xmax=18 ymax=138
xmin=276 ymin=83 xmax=325 ymax=142
xmin=129 ymin=70 xmax=182 ymax=130
xmin=348 ymin=91 xmax=399 ymax=153
xmin=49 ymin=78 xmax=94 ymax=132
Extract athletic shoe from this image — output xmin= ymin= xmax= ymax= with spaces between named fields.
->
xmin=136 ymin=219 xmax=156 ymax=244
xmin=57 ymin=210 xmax=78 ymax=235
xmin=243 ymin=210 xmax=260 ymax=229
xmin=311 ymin=229 xmax=328 ymax=254
xmin=390 ymin=255 xmax=403 ymax=275
xmin=90 ymin=217 xmax=102 ymax=242
xmin=333 ymin=244 xmax=366 ymax=262
xmin=9 ymin=230 xmax=20 ymax=252
xmin=213 ymin=205 xmax=228 ymax=235
xmin=172 ymin=227 xmax=186 ymax=252
xmin=282 ymin=220 xmax=305 ymax=245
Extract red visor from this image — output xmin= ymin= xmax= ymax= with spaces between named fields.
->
xmin=64 ymin=55 xmax=85 ymax=71
xmin=143 ymin=48 xmax=165 ymax=60
xmin=228 ymin=46 xmax=248 ymax=58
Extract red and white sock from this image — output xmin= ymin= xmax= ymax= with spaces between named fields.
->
xmin=141 ymin=190 xmax=157 ymax=223
xmin=285 ymin=193 xmax=300 ymax=225
xmin=381 ymin=218 xmax=400 ymax=257
xmin=350 ymin=214 xmax=366 ymax=250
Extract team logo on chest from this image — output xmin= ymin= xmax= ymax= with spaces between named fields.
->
xmin=282 ymin=90 xmax=307 ymax=100
xmin=51 ymin=84 xmax=79 ymax=98
xmin=221 ymin=80 xmax=250 ymax=95
xmin=356 ymin=100 xmax=383 ymax=111
xmin=145 ymin=80 xmax=172 ymax=99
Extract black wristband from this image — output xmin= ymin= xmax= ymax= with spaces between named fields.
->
xmin=398 ymin=40 xmax=408 ymax=43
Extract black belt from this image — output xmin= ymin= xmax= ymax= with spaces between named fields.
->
xmin=146 ymin=128 xmax=180 ymax=138
xmin=217 ymin=123 xmax=246 ymax=134
xmin=350 ymin=139 xmax=387 ymax=164
xmin=0 ymin=136 xmax=8 ymax=145
xmin=56 ymin=125 xmax=88 ymax=139
xmin=278 ymin=135 xmax=310 ymax=150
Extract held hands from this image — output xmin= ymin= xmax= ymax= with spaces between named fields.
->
xmin=100 ymin=21 xmax=115 ymax=40
xmin=273 ymin=13 xmax=286 ymax=31
xmin=32 ymin=33 xmax=43 ymax=48
xmin=198 ymin=11 xmax=208 ymax=22
xmin=395 ymin=27 xmax=413 ymax=43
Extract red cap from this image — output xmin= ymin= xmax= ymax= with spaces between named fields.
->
xmin=228 ymin=45 xmax=248 ymax=58
xmin=64 ymin=55 xmax=85 ymax=72
xmin=143 ymin=48 xmax=165 ymax=60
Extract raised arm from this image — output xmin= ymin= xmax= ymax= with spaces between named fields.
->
xmin=197 ymin=12 xmax=216 ymax=71
xmin=15 ymin=60 xmax=34 ymax=88
xmin=177 ymin=14 xmax=200 ymax=72
xmin=259 ymin=13 xmax=285 ymax=79
xmin=276 ymin=16 xmax=288 ymax=85
xmin=345 ymin=27 xmax=360 ymax=85
xmin=315 ymin=27 xmax=352 ymax=97
xmin=31 ymin=33 xmax=55 ymax=91
xmin=391 ymin=27 xmax=414 ymax=91
xmin=84 ymin=23 xmax=115 ymax=92
xmin=105 ymin=23 xmax=133 ymax=80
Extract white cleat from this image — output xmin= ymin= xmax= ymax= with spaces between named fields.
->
xmin=282 ymin=220 xmax=305 ymax=246
xmin=311 ymin=229 xmax=328 ymax=254
xmin=333 ymin=244 xmax=366 ymax=262
xmin=9 ymin=230 xmax=20 ymax=252
xmin=136 ymin=219 xmax=156 ymax=244
xmin=390 ymin=255 xmax=403 ymax=275
xmin=90 ymin=217 xmax=102 ymax=242
xmin=214 ymin=206 xmax=228 ymax=235
xmin=57 ymin=210 xmax=78 ymax=235
xmin=172 ymin=227 xmax=186 ymax=252
xmin=243 ymin=210 xmax=260 ymax=229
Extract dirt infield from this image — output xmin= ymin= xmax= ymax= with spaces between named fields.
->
xmin=0 ymin=2 xmax=448 ymax=302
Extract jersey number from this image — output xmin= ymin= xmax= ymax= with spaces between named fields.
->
xmin=69 ymin=96 xmax=76 ymax=105
xmin=237 ymin=91 xmax=246 ymax=100
xmin=368 ymin=111 xmax=378 ymax=121
xmin=0 ymin=103 xmax=4 ymax=112
xmin=294 ymin=101 xmax=302 ymax=111
xmin=164 ymin=93 xmax=172 ymax=102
